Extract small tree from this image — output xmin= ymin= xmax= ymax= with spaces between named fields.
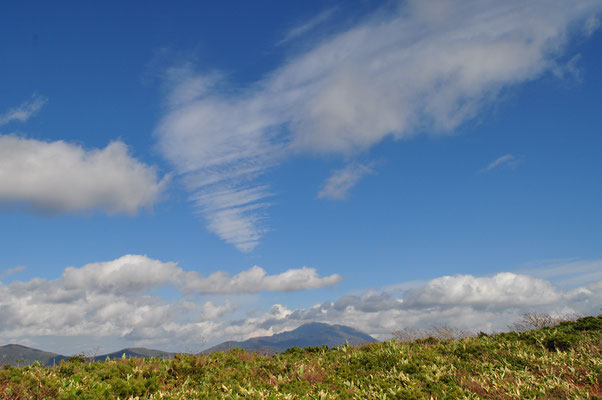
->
xmin=508 ymin=312 xmax=578 ymax=332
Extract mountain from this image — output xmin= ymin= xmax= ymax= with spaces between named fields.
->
xmin=0 ymin=345 xmax=173 ymax=366
xmin=0 ymin=322 xmax=376 ymax=365
xmin=204 ymin=322 xmax=377 ymax=354
xmin=92 ymin=347 xmax=173 ymax=362
xmin=0 ymin=344 xmax=66 ymax=366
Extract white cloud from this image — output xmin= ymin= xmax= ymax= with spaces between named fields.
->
xmin=62 ymin=255 xmax=183 ymax=295
xmin=201 ymin=300 xmax=237 ymax=320
xmin=0 ymin=136 xmax=167 ymax=215
xmin=317 ymin=163 xmax=374 ymax=200
xmin=482 ymin=154 xmax=523 ymax=172
xmin=0 ymin=94 xmax=47 ymax=126
xmin=402 ymin=273 xmax=561 ymax=309
xmin=184 ymin=265 xmax=342 ymax=294
xmin=0 ymin=255 xmax=339 ymax=347
xmin=59 ymin=254 xmax=340 ymax=296
xmin=157 ymin=0 xmax=600 ymax=250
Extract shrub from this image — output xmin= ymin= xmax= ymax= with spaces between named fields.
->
xmin=543 ymin=333 xmax=577 ymax=352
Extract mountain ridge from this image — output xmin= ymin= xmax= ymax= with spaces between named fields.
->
xmin=0 ymin=322 xmax=377 ymax=366
xmin=0 ymin=344 xmax=66 ymax=366
xmin=0 ymin=345 xmax=174 ymax=367
xmin=204 ymin=322 xmax=377 ymax=354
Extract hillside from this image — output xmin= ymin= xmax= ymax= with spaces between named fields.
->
xmin=204 ymin=322 xmax=377 ymax=354
xmin=0 ymin=315 xmax=599 ymax=399
xmin=0 ymin=344 xmax=65 ymax=367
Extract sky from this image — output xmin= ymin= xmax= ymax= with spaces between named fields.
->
xmin=1 ymin=0 xmax=601 ymax=355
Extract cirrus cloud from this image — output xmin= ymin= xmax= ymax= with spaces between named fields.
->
xmin=0 ymin=94 xmax=47 ymax=126
xmin=317 ymin=163 xmax=374 ymax=200
xmin=157 ymin=0 xmax=601 ymax=251
xmin=481 ymin=154 xmax=523 ymax=172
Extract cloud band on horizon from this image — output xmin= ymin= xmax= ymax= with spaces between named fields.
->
xmin=0 ymin=255 xmax=599 ymax=353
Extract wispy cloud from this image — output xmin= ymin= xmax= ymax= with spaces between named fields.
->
xmin=0 ymin=94 xmax=47 ymax=126
xmin=517 ymin=259 xmax=602 ymax=288
xmin=156 ymin=66 xmax=286 ymax=252
xmin=318 ymin=163 xmax=374 ymax=200
xmin=584 ymin=15 xmax=601 ymax=36
xmin=0 ymin=136 xmax=168 ymax=215
xmin=0 ymin=265 xmax=26 ymax=280
xmin=481 ymin=154 xmax=523 ymax=172
xmin=157 ymin=0 xmax=601 ymax=251
xmin=278 ymin=8 xmax=337 ymax=45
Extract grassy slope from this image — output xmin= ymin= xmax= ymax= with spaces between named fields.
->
xmin=1 ymin=316 xmax=600 ymax=399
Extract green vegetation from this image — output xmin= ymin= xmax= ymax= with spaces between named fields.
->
xmin=1 ymin=316 xmax=600 ymax=399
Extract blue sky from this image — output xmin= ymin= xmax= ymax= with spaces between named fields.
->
xmin=1 ymin=0 xmax=601 ymax=354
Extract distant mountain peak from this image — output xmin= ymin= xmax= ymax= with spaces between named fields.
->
xmin=2 ymin=344 xmax=28 ymax=349
xmin=0 ymin=343 xmax=64 ymax=367
xmin=205 ymin=322 xmax=377 ymax=354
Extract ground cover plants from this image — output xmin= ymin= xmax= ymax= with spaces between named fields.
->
xmin=1 ymin=315 xmax=600 ymax=399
